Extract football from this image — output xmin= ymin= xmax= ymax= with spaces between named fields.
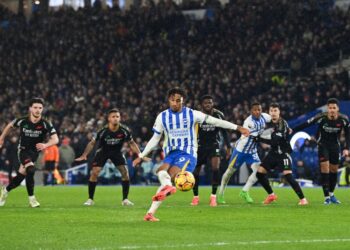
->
xmin=174 ymin=171 xmax=195 ymax=192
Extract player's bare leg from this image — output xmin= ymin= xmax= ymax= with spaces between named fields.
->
xmin=84 ymin=166 xmax=102 ymax=206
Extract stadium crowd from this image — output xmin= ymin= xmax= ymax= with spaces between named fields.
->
xmin=0 ymin=0 xmax=349 ymax=184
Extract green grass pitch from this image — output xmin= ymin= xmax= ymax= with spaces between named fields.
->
xmin=1 ymin=186 xmax=350 ymax=250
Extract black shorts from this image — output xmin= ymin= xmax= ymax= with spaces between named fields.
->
xmin=318 ymin=143 xmax=341 ymax=165
xmin=261 ymin=152 xmax=292 ymax=172
xmin=92 ymin=149 xmax=127 ymax=168
xmin=197 ymin=146 xmax=221 ymax=166
xmin=45 ymin=161 xmax=56 ymax=171
xmin=18 ymin=149 xmax=39 ymax=166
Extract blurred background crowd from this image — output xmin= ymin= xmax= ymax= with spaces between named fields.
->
xmin=0 ymin=0 xmax=349 ymax=185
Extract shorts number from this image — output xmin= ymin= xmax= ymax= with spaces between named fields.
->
xmin=179 ymin=157 xmax=186 ymax=162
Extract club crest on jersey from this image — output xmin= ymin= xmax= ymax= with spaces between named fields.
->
xmin=36 ymin=125 xmax=43 ymax=129
xmin=183 ymin=119 xmax=188 ymax=127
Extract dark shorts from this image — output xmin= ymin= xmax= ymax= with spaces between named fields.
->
xmin=18 ymin=149 xmax=39 ymax=166
xmin=318 ymin=143 xmax=341 ymax=165
xmin=92 ymin=149 xmax=127 ymax=168
xmin=45 ymin=161 xmax=56 ymax=171
xmin=261 ymin=152 xmax=292 ymax=172
xmin=197 ymin=146 xmax=221 ymax=166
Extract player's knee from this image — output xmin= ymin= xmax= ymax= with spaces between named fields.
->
xmin=283 ymin=170 xmax=292 ymax=175
xmin=320 ymin=162 xmax=330 ymax=173
xmin=248 ymin=173 xmax=257 ymax=182
xmin=91 ymin=167 xmax=101 ymax=177
xmin=120 ymin=172 xmax=129 ymax=181
xmin=258 ymin=166 xmax=267 ymax=174
xmin=18 ymin=165 xmax=27 ymax=175
xmin=251 ymin=163 xmax=260 ymax=172
xmin=329 ymin=164 xmax=338 ymax=173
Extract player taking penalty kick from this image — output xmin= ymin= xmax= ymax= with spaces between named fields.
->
xmin=132 ymin=87 xmax=249 ymax=221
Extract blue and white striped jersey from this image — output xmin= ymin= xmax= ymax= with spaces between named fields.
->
xmin=235 ymin=113 xmax=271 ymax=154
xmin=152 ymin=107 xmax=207 ymax=158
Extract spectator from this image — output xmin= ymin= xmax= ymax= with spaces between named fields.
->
xmin=59 ymin=137 xmax=76 ymax=170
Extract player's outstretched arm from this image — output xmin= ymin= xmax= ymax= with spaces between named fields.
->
xmin=36 ymin=133 xmax=59 ymax=151
xmin=205 ymin=115 xmax=249 ymax=136
xmin=0 ymin=121 xmax=15 ymax=148
xmin=75 ymin=139 xmax=96 ymax=161
xmin=293 ymin=112 xmax=324 ymax=132
xmin=132 ymin=133 xmax=161 ymax=167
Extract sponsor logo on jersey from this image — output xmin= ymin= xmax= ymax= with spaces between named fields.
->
xmin=116 ymin=133 xmax=124 ymax=138
xmin=22 ymin=128 xmax=43 ymax=137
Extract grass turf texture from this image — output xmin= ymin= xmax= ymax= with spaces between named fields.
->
xmin=1 ymin=186 xmax=350 ymax=250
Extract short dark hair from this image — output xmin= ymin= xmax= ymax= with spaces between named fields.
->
xmin=167 ymin=87 xmax=186 ymax=99
xmin=327 ymin=98 xmax=339 ymax=106
xmin=29 ymin=97 xmax=44 ymax=107
xmin=250 ymin=102 xmax=261 ymax=109
xmin=200 ymin=94 xmax=213 ymax=103
xmin=108 ymin=108 xmax=120 ymax=115
xmin=269 ymin=102 xmax=280 ymax=109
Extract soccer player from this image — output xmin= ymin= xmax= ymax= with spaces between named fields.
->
xmin=0 ymin=98 xmax=59 ymax=207
xmin=293 ymin=98 xmax=349 ymax=204
xmin=76 ymin=108 xmax=142 ymax=206
xmin=217 ymin=102 xmax=271 ymax=204
xmin=191 ymin=95 xmax=231 ymax=207
xmin=255 ymin=103 xmax=308 ymax=205
xmin=132 ymin=87 xmax=249 ymax=221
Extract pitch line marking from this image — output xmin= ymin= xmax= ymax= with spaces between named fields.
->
xmin=117 ymin=238 xmax=350 ymax=249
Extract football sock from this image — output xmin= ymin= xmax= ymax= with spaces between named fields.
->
xmin=321 ymin=173 xmax=330 ymax=197
xmin=26 ymin=172 xmax=35 ymax=196
xmin=329 ymin=172 xmax=338 ymax=193
xmin=218 ymin=167 xmax=235 ymax=195
xmin=147 ymin=185 xmax=164 ymax=214
xmin=256 ymin=172 xmax=273 ymax=195
xmin=285 ymin=174 xmax=304 ymax=199
xmin=6 ymin=173 xmax=26 ymax=192
xmin=158 ymin=170 xmax=172 ymax=187
xmin=211 ymin=169 xmax=219 ymax=195
xmin=242 ymin=163 xmax=259 ymax=192
xmin=122 ymin=180 xmax=130 ymax=200
xmin=88 ymin=181 xmax=97 ymax=200
xmin=193 ymin=173 xmax=200 ymax=196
